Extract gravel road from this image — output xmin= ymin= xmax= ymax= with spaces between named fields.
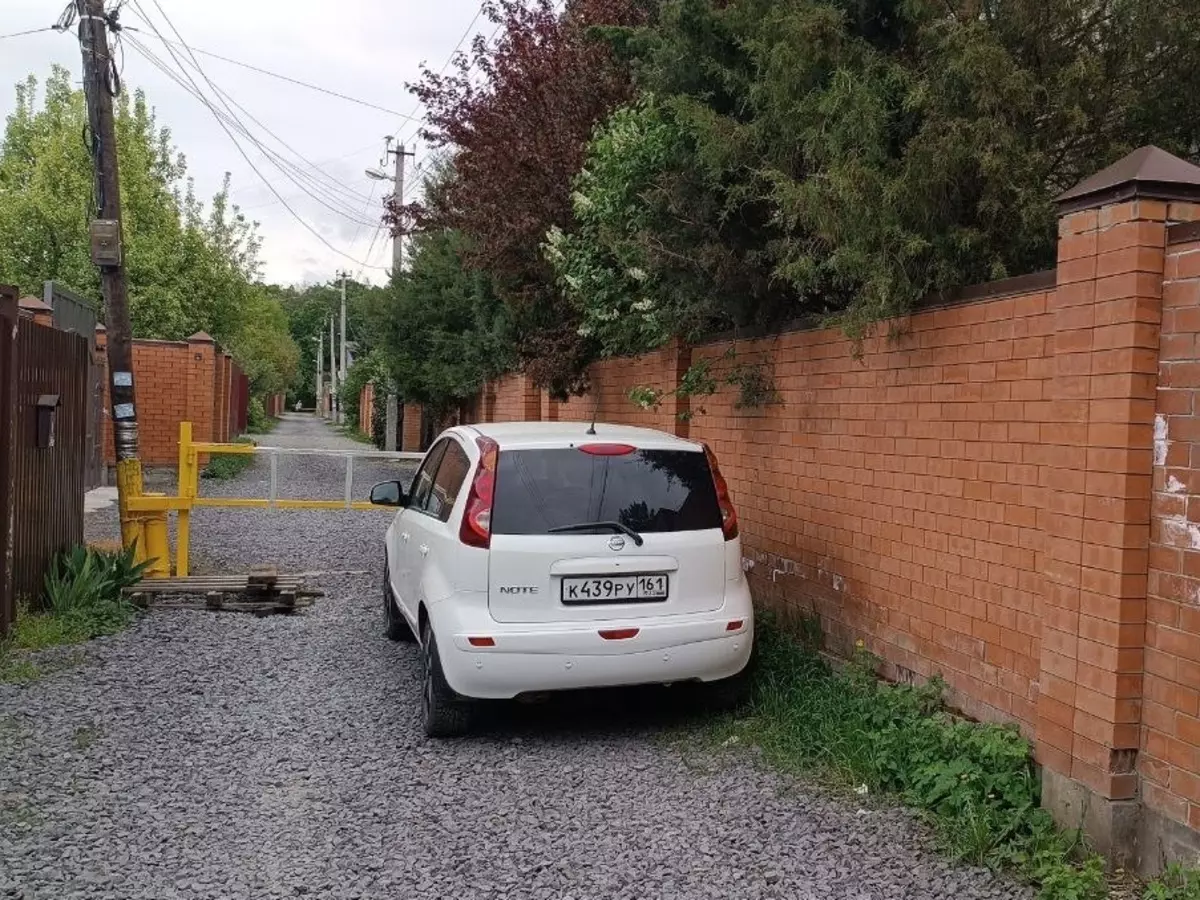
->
xmin=0 ymin=414 xmax=1031 ymax=900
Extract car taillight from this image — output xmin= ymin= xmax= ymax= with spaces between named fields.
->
xmin=704 ymin=444 xmax=738 ymax=541
xmin=578 ymin=443 xmax=635 ymax=456
xmin=459 ymin=436 xmax=499 ymax=549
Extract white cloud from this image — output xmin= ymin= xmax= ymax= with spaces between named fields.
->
xmin=0 ymin=0 xmax=478 ymax=285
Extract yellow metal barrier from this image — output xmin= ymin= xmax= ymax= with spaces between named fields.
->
xmin=124 ymin=421 xmax=421 ymax=578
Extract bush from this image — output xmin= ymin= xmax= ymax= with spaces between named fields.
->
xmin=716 ymin=617 xmax=1106 ymax=900
xmin=246 ymin=396 xmax=270 ymax=434
xmin=41 ymin=545 xmax=148 ymax=635
xmin=201 ymin=437 xmax=256 ymax=479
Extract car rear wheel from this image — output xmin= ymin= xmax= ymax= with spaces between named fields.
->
xmin=383 ymin=558 xmax=415 ymax=642
xmin=420 ymin=621 xmax=473 ymax=738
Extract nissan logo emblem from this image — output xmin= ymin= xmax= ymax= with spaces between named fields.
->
xmin=608 ymin=535 xmax=626 ymax=551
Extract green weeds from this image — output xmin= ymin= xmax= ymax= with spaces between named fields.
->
xmin=201 ymin=436 xmax=257 ymax=479
xmin=1 ymin=546 xmax=145 ymax=682
xmin=711 ymin=617 xmax=1106 ymax=900
xmin=1147 ymin=865 xmax=1200 ymax=900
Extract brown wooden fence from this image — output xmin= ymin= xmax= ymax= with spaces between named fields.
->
xmin=0 ymin=289 xmax=18 ymax=635
xmin=0 ymin=287 xmax=90 ymax=631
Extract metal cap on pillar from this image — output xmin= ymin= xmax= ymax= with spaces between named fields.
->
xmin=1056 ymin=145 xmax=1200 ymax=214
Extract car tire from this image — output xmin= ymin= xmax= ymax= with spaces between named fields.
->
xmin=383 ymin=559 xmax=415 ymax=642
xmin=420 ymin=621 xmax=473 ymax=738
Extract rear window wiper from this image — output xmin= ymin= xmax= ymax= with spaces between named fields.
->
xmin=547 ymin=521 xmax=645 ymax=547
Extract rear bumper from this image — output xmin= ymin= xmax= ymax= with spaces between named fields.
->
xmin=432 ymin=587 xmax=754 ymax=700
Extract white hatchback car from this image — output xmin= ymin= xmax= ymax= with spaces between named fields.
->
xmin=371 ymin=421 xmax=754 ymax=736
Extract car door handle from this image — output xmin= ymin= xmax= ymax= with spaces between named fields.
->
xmin=419 ymin=545 xmax=429 ymax=557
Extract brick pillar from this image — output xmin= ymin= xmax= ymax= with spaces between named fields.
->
xmin=1039 ymin=147 xmax=1200 ymax=862
xmin=662 ymin=341 xmax=692 ymax=438
xmin=483 ymin=383 xmax=497 ymax=422
xmin=521 ymin=375 xmax=541 ymax=421
xmin=186 ymin=332 xmax=217 ymax=461
xmin=1141 ymin=216 xmax=1200 ymax=866
xmin=402 ymin=402 xmax=422 ymax=452
xmin=361 ymin=382 xmax=374 ymax=436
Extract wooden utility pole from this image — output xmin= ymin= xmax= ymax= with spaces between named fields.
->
xmin=76 ymin=0 xmax=143 ymax=541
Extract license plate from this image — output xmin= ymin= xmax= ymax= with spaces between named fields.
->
xmin=561 ymin=574 xmax=669 ymax=604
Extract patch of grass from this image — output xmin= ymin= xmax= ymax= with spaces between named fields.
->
xmin=333 ymin=422 xmax=376 ymax=445
xmin=201 ymin=436 xmax=257 ymax=479
xmin=0 ymin=657 xmax=41 ymax=683
xmin=706 ymin=616 xmax=1107 ymax=900
xmin=72 ymin=724 xmax=102 ymax=750
xmin=0 ymin=546 xmax=145 ymax=682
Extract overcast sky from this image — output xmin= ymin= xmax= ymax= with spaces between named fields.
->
xmin=1 ymin=0 xmax=483 ymax=286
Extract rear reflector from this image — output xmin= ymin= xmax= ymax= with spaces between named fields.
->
xmin=726 ymin=620 xmax=744 ymax=632
xmin=467 ymin=636 xmax=495 ymax=647
xmin=598 ymin=628 xmax=639 ymax=640
xmin=579 ymin=443 xmax=635 ymax=456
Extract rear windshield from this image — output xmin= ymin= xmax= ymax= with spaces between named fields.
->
xmin=491 ymin=448 xmax=722 ymax=535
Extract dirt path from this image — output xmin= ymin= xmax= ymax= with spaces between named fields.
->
xmin=1 ymin=414 xmax=1031 ymax=900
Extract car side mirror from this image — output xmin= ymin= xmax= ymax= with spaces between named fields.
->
xmin=370 ymin=480 xmax=406 ymax=507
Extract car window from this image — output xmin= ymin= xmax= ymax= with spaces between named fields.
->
xmin=491 ymin=448 xmax=721 ymax=535
xmin=425 ymin=441 xmax=471 ymax=522
xmin=408 ymin=440 xmax=448 ymax=512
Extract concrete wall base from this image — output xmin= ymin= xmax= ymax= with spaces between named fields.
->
xmin=1137 ymin=804 xmax=1200 ymax=876
xmin=1041 ymin=769 xmax=1140 ymax=868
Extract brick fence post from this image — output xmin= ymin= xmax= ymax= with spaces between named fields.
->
xmin=521 ymin=375 xmax=541 ymax=421
xmin=186 ymin=332 xmax=217 ymax=458
xmin=402 ymin=402 xmax=422 ymax=452
xmin=1039 ymin=147 xmax=1200 ymax=862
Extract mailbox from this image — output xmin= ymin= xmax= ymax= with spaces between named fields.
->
xmin=36 ymin=394 xmax=60 ymax=449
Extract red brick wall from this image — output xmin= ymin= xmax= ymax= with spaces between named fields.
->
xmin=454 ymin=156 xmax=1200 ymax=864
xmin=688 ymin=291 xmax=1053 ymax=732
xmin=477 ymin=294 xmax=1053 ymax=731
xmin=486 ymin=374 xmax=541 ymax=423
xmin=100 ymin=334 xmax=238 ymax=466
xmin=1144 ymin=225 xmax=1200 ymax=829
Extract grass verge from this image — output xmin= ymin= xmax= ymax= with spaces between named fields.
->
xmin=0 ymin=546 xmax=144 ymax=683
xmin=709 ymin=616 xmax=1117 ymax=900
xmin=334 ymin=422 xmax=376 ymax=445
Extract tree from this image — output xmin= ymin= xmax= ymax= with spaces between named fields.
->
xmin=552 ymin=0 xmax=1200 ymax=359
xmin=391 ymin=0 xmax=647 ymax=396
xmin=0 ymin=67 xmax=298 ymax=398
xmin=369 ymin=228 xmax=515 ymax=416
xmin=275 ymin=278 xmax=385 ymax=408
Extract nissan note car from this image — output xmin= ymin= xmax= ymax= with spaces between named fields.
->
xmin=371 ymin=422 xmax=754 ymax=736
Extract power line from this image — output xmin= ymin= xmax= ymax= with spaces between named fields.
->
xmin=123 ymin=35 xmax=379 ymax=227
xmin=121 ymin=25 xmax=417 ymax=119
xmin=121 ymin=12 xmax=376 ymax=212
xmin=128 ymin=1 xmax=385 ymax=269
xmin=0 ymin=26 xmax=55 ymax=40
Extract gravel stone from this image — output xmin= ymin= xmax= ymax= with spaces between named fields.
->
xmin=1 ymin=415 xmax=1033 ymax=899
